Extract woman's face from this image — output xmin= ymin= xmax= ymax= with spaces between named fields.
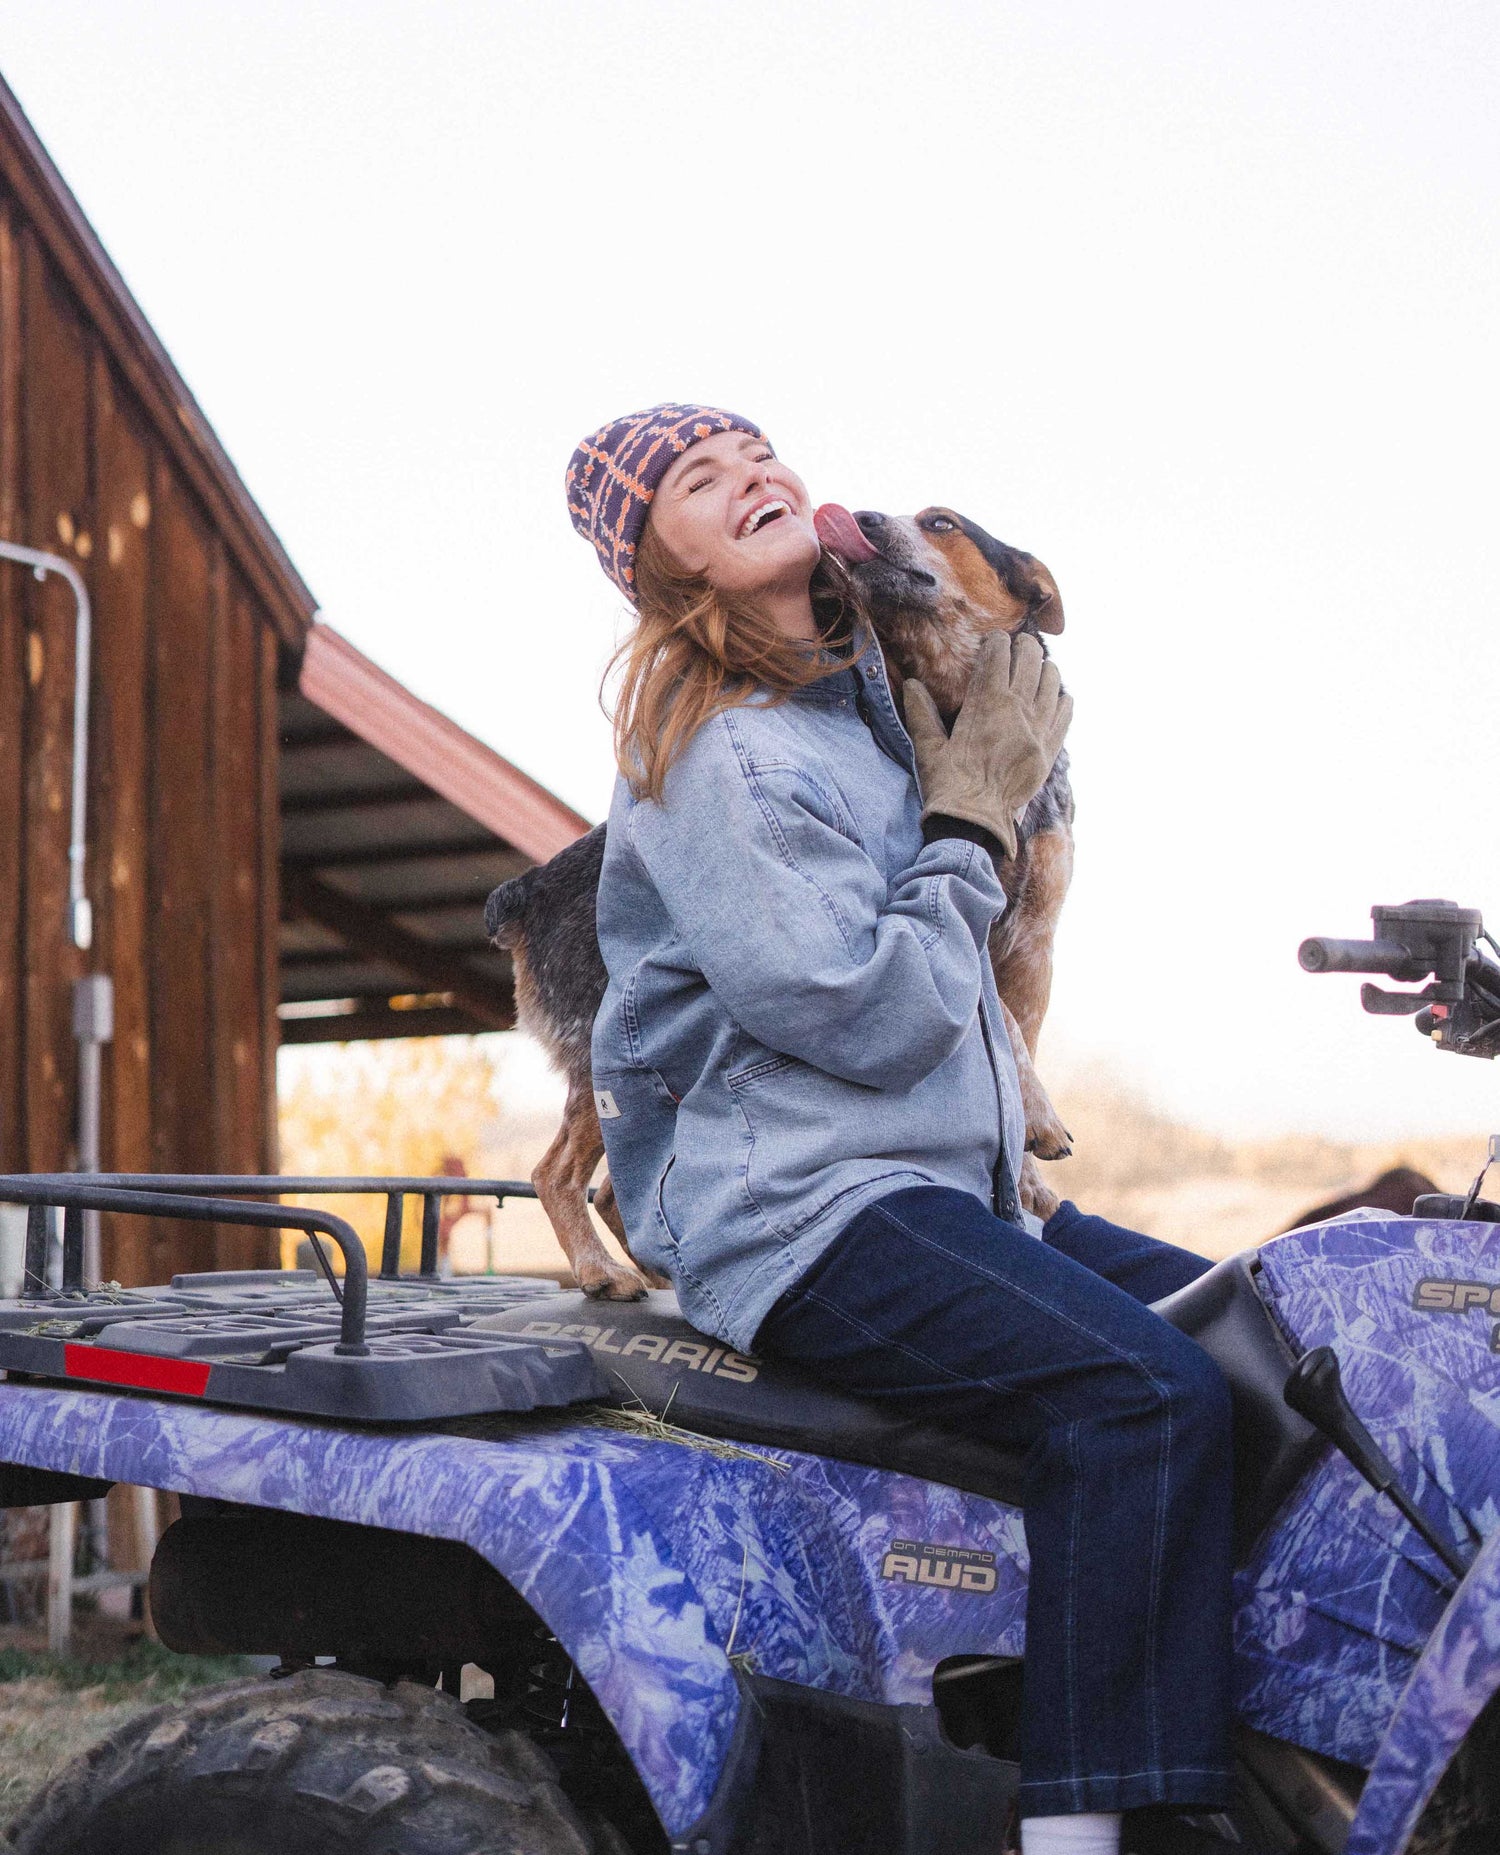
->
xmin=645 ymin=431 xmax=821 ymax=604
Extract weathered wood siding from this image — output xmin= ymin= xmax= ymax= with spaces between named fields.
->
xmin=0 ymin=192 xmax=282 ymax=1280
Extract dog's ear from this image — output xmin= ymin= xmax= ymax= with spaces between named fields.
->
xmin=954 ymin=516 xmax=1065 ymax=636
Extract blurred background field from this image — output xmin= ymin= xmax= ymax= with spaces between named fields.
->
xmin=277 ymin=1035 xmax=1494 ymax=1278
xmin=1043 ymin=1061 xmax=1488 ymax=1258
xmin=276 ymin=1035 xmax=598 ymax=1279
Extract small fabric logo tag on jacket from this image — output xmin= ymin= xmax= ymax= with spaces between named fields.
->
xmin=594 ymin=1089 xmax=621 ymax=1120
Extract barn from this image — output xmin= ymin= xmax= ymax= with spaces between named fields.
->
xmin=0 ymin=75 xmax=586 ymax=1284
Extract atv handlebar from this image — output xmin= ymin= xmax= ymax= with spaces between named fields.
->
xmin=1297 ymin=937 xmax=1424 ymax=978
xmin=1300 ymin=899 xmax=1500 ymax=1060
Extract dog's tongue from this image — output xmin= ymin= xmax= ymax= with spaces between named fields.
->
xmin=814 ymin=503 xmax=880 ymax=564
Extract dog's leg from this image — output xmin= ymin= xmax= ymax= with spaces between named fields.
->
xmin=591 ymin=1171 xmax=625 ymax=1240
xmin=991 ymin=828 xmax=1073 ymax=1163
xmin=998 ymin=991 xmax=1072 ymax=1168
xmin=533 ymin=1083 xmax=650 ymax=1300
xmin=1018 ymin=1153 xmax=1060 ymax=1223
xmin=992 ymin=827 xmax=1073 ymax=1053
xmin=593 ymin=1171 xmax=670 ymax=1289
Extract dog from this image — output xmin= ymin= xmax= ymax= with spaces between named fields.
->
xmin=486 ymin=505 xmax=1074 ymax=1298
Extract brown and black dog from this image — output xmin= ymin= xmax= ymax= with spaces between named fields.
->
xmin=486 ymin=506 xmax=1075 ymax=1298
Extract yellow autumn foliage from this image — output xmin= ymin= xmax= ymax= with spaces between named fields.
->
xmin=276 ymin=1038 xmax=511 ymax=1271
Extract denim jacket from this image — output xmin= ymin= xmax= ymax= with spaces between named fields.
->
xmin=591 ymin=631 xmax=1032 ymax=1351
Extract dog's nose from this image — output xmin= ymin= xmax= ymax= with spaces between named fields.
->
xmin=853 ymin=510 xmax=886 ymax=532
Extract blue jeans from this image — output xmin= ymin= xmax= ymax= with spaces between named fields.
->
xmin=756 ymin=1188 xmax=1234 ymax=1818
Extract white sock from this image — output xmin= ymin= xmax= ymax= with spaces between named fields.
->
xmin=1020 ymin=1811 xmax=1122 ymax=1855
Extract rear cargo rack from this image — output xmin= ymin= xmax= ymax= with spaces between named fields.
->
xmin=0 ymin=1175 xmax=611 ymax=1424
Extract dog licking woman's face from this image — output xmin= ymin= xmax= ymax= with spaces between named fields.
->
xmin=645 ymin=430 xmax=822 ymax=642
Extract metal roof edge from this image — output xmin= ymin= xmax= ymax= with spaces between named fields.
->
xmin=297 ymin=621 xmax=592 ymax=863
xmin=0 ymin=70 xmax=316 ymax=646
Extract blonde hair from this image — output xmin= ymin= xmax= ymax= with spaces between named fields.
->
xmin=607 ymin=525 xmax=865 ymax=802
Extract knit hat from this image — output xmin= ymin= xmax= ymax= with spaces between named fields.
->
xmin=566 ymin=403 xmax=766 ymax=601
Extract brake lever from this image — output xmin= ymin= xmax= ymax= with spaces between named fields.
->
xmin=1361 ymin=983 xmax=1431 ymax=1017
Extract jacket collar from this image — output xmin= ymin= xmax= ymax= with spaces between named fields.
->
xmin=786 ymin=625 xmax=916 ymax=771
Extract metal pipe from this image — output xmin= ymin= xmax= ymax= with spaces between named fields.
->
xmin=0 ymin=546 xmax=105 ymax=1291
xmin=71 ymin=976 xmax=113 ymax=1284
xmin=27 ymin=1173 xmax=547 ymax=1199
xmin=0 ymin=542 xmax=92 ymax=949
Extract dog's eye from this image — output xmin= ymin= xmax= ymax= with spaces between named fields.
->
xmin=921 ymin=514 xmax=956 ymax=532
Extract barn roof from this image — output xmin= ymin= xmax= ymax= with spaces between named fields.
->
xmin=281 ymin=626 xmax=590 ymax=1043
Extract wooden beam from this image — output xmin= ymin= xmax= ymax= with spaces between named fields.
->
xmin=278 ymin=1003 xmax=497 ymax=1045
xmin=282 ymin=833 xmax=506 ymax=872
xmin=0 ymin=196 xmax=25 ymax=1172
xmin=90 ymin=349 xmax=155 ymax=1281
xmin=283 ymin=869 xmax=515 ymax=1031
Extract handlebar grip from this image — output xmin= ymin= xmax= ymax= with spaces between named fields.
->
xmin=1298 ymin=936 xmax=1421 ymax=977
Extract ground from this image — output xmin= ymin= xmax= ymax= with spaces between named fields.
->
xmin=0 ymin=1612 xmax=248 ymax=1830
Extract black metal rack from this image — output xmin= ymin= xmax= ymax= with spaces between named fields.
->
xmin=0 ymin=1175 xmax=607 ymax=1424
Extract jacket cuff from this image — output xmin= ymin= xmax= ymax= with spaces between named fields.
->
xmin=921 ymin=813 xmax=1004 ymax=864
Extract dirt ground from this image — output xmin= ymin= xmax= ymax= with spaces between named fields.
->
xmin=0 ymin=1612 xmax=248 ymax=1830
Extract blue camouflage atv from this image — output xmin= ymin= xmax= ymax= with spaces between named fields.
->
xmin=0 ymin=897 xmax=1496 ymax=1854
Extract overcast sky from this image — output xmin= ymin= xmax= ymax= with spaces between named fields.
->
xmin=3 ymin=1 xmax=1497 ymax=1139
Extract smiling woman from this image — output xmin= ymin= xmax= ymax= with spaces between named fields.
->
xmin=569 ymin=409 xmax=864 ymax=802
xmin=646 ymin=428 xmax=821 ymax=623
xmin=565 ymin=402 xmax=1239 ymax=1855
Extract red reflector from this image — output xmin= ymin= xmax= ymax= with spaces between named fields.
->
xmin=63 ymin=1344 xmax=211 ymax=1398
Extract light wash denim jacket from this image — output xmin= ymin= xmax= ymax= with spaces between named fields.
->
xmin=591 ymin=631 xmax=1032 ymax=1351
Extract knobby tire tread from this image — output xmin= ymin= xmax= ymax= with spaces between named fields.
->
xmin=5 ymin=1668 xmax=623 ymax=1855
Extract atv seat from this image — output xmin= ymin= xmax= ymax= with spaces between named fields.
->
xmin=1150 ymin=1249 xmax=1324 ymax=1554
xmin=476 ymin=1249 xmax=1323 ymax=1554
xmin=474 ymin=1290 xmax=1032 ymax=1505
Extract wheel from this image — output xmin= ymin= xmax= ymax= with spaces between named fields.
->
xmin=4 ymin=1668 xmax=633 ymax=1855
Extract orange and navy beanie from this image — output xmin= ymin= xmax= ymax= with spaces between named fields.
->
xmin=566 ymin=403 xmax=765 ymax=603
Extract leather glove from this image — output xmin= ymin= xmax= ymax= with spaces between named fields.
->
xmin=904 ymin=631 xmax=1073 ymax=861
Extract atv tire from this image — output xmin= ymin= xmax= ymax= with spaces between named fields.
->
xmin=5 ymin=1668 xmax=633 ymax=1855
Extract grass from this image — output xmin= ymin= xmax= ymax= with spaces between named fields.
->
xmin=0 ymin=1638 xmax=251 ymax=1830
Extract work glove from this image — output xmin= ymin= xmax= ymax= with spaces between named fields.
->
xmin=904 ymin=631 xmax=1073 ymax=861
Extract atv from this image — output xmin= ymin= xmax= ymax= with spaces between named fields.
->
xmin=0 ymin=897 xmax=1497 ymax=1854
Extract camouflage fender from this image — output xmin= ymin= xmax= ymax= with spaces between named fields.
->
xmin=0 ymin=1380 xmax=1027 ymax=1838
xmin=1345 ymin=1524 xmax=1500 ymax=1854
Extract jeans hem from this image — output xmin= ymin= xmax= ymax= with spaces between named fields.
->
xmin=1018 ymin=1768 xmax=1234 ymax=1817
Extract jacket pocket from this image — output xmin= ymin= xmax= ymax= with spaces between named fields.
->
xmin=726 ymin=1053 xmax=889 ymax=1242
xmin=653 ymin=1152 xmax=681 ymax=1256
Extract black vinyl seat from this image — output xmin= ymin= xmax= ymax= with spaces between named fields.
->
xmin=1150 ymin=1250 xmax=1324 ymax=1554
xmin=476 ymin=1251 xmax=1324 ymax=1553
xmin=475 ymin=1289 xmax=1034 ymax=1505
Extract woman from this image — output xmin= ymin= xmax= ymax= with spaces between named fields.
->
xmin=566 ymin=404 xmax=1234 ymax=1855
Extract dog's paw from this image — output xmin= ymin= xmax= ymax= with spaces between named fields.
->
xmin=1019 ymin=1154 xmax=1060 ymax=1222
xmin=1024 ymin=1105 xmax=1073 ymax=1162
xmin=578 ymin=1259 xmax=651 ymax=1301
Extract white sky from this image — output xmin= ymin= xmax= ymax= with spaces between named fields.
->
xmin=3 ymin=1 xmax=1497 ymax=1140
